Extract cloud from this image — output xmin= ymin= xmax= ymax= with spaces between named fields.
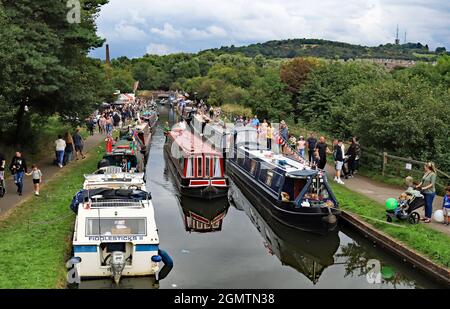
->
xmin=90 ymin=0 xmax=450 ymax=59
xmin=146 ymin=43 xmax=178 ymax=55
xmin=114 ymin=21 xmax=148 ymax=41
xmin=151 ymin=23 xmax=182 ymax=39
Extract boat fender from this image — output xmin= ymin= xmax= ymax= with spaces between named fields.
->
xmin=157 ymin=249 xmax=173 ymax=281
xmin=323 ymin=214 xmax=337 ymax=225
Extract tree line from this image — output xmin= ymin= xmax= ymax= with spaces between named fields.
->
xmin=109 ymin=51 xmax=450 ymax=172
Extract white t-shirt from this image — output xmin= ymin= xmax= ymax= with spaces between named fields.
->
xmin=55 ymin=139 xmax=66 ymax=151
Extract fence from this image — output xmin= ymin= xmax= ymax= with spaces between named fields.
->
xmin=360 ymin=146 xmax=450 ymax=194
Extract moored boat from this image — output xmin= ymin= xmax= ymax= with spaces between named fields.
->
xmin=229 ymin=181 xmax=340 ymax=284
xmin=228 ymin=127 xmax=340 ymax=234
xmin=164 ymin=129 xmax=229 ymax=200
xmin=68 ymin=187 xmax=173 ymax=285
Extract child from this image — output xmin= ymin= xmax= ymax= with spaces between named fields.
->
xmin=443 ymin=186 xmax=450 ymax=226
xmin=395 ymin=193 xmax=410 ymax=217
xmin=27 ymin=164 xmax=42 ymax=196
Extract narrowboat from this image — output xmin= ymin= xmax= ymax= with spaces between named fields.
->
xmin=141 ymin=110 xmax=159 ymax=131
xmin=190 ymin=113 xmax=232 ymax=153
xmin=68 ymin=188 xmax=173 ymax=285
xmin=119 ymin=122 xmax=152 ymax=162
xmin=227 ymin=127 xmax=340 ymax=234
xmin=178 ymin=196 xmax=229 ymax=233
xmin=164 ymin=129 xmax=229 ymax=200
xmin=99 ymin=141 xmax=145 ymax=174
xmin=229 ymin=182 xmax=340 ymax=284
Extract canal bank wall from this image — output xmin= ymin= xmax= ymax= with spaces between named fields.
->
xmin=341 ymin=211 xmax=450 ymax=286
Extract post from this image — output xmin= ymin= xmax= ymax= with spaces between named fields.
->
xmin=382 ymin=152 xmax=388 ymax=176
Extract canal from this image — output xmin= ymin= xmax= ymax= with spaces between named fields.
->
xmin=138 ymin=105 xmax=442 ymax=289
xmin=79 ymin=105 xmax=443 ymax=290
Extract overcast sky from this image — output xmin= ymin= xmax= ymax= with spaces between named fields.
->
xmin=90 ymin=0 xmax=450 ymax=59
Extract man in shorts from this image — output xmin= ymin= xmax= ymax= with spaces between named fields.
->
xmin=333 ymin=139 xmax=345 ymax=185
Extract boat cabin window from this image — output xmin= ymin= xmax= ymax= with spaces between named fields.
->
xmin=186 ymin=157 xmax=194 ymax=178
xmin=205 ymin=156 xmax=211 ymax=177
xmin=266 ymin=171 xmax=274 ymax=186
xmin=196 ymin=156 xmax=203 ymax=177
xmin=282 ymin=177 xmax=308 ymax=202
xmin=250 ymin=160 xmax=258 ymax=175
xmin=103 ymin=155 xmax=138 ymax=170
xmin=86 ymin=218 xmax=147 ymax=236
xmin=213 ymin=156 xmax=222 ymax=178
xmin=302 ymin=179 xmax=335 ymax=207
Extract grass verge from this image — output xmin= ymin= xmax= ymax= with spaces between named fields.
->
xmin=0 ymin=143 xmax=104 ymax=288
xmin=331 ymin=183 xmax=450 ymax=268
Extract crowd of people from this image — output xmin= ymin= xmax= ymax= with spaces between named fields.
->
xmin=0 ymin=100 xmax=151 ymax=198
xmin=231 ymin=115 xmax=361 ymax=185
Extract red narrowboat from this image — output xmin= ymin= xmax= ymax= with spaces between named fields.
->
xmin=164 ymin=130 xmax=229 ymax=200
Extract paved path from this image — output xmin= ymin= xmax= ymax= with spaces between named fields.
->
xmin=325 ymin=165 xmax=449 ymax=236
xmin=0 ymin=132 xmax=105 ymax=217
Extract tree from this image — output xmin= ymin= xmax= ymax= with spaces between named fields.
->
xmin=280 ymin=57 xmax=319 ymax=123
xmin=246 ymin=68 xmax=291 ymax=121
xmin=0 ymin=0 xmax=109 ymax=146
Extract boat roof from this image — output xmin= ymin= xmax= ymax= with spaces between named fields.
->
xmin=240 ymin=146 xmax=319 ymax=177
xmin=168 ymin=130 xmax=222 ymax=156
xmin=84 ymin=172 xmax=145 ymax=184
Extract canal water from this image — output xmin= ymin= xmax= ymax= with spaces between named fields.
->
xmin=142 ymin=106 xmax=443 ymax=289
xmin=80 ymin=106 xmax=444 ymax=289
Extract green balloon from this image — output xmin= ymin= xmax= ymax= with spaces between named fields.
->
xmin=381 ymin=266 xmax=395 ymax=279
xmin=385 ymin=198 xmax=398 ymax=211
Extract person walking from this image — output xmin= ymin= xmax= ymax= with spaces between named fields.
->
xmin=280 ymin=121 xmax=289 ymax=155
xmin=416 ymin=162 xmax=437 ymax=224
xmin=9 ymin=152 xmax=28 ymax=196
xmin=266 ymin=122 xmax=274 ymax=150
xmin=0 ymin=152 xmax=6 ymax=196
xmin=345 ymin=138 xmax=357 ymax=179
xmin=73 ymin=129 xmax=86 ymax=160
xmin=297 ymin=136 xmax=306 ymax=159
xmin=307 ymin=132 xmax=318 ymax=163
xmin=55 ymin=135 xmax=66 ymax=168
xmin=354 ymin=137 xmax=361 ymax=174
xmin=26 ymin=164 xmax=42 ymax=196
xmin=333 ymin=139 xmax=345 ymax=184
xmin=315 ymin=136 xmax=331 ymax=170
xmin=64 ymin=132 xmax=75 ymax=166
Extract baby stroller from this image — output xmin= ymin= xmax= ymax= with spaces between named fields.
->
xmin=386 ymin=195 xmax=425 ymax=224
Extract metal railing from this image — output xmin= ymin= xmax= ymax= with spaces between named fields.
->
xmin=89 ymin=199 xmax=144 ymax=209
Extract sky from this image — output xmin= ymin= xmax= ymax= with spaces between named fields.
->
xmin=90 ymin=0 xmax=450 ymax=59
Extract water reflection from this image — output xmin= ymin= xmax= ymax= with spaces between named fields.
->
xmin=178 ymin=196 xmax=229 ymax=233
xmin=229 ymin=181 xmax=340 ymax=284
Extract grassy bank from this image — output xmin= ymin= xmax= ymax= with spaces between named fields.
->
xmin=0 ymin=143 xmax=104 ymax=288
xmin=331 ymin=183 xmax=450 ymax=268
xmin=0 ymin=116 xmax=88 ymax=169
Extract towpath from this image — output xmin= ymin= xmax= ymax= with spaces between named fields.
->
xmin=324 ymin=165 xmax=449 ymax=236
xmin=0 ymin=132 xmax=105 ymax=217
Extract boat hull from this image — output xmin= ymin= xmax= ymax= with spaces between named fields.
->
xmin=164 ymin=145 xmax=229 ymax=200
xmin=227 ymin=161 xmax=340 ymax=234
